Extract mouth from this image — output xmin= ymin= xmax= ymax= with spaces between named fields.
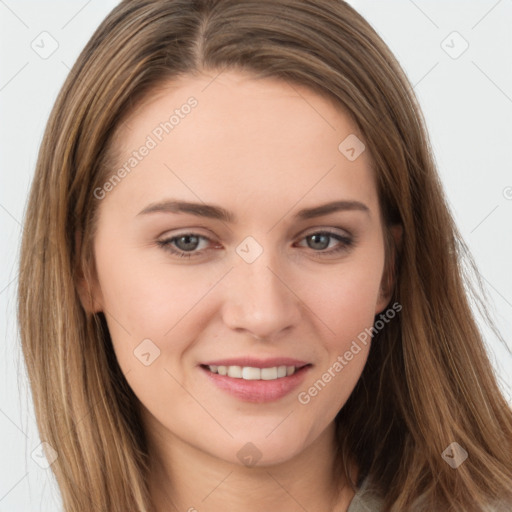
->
xmin=199 ymin=358 xmax=312 ymax=403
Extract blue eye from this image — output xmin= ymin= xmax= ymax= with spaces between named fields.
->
xmin=299 ymin=231 xmax=353 ymax=253
xmin=157 ymin=234 xmax=210 ymax=258
xmin=157 ymin=230 xmax=354 ymax=259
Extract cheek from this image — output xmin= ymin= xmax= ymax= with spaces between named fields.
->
xmin=307 ymin=254 xmax=385 ymax=346
xmin=295 ymin=253 xmax=384 ymax=416
xmin=92 ymin=238 xmax=217 ymax=371
xmin=93 ymin=252 xmax=215 ymax=418
xmin=95 ymin=222 xmax=214 ymax=319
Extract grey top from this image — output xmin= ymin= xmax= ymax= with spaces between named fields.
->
xmin=345 ymin=477 xmax=509 ymax=512
xmin=346 ymin=476 xmax=383 ymax=512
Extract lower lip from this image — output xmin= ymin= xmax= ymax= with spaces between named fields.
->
xmin=200 ymin=365 xmax=311 ymax=403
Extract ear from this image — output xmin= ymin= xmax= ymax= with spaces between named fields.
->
xmin=375 ymin=224 xmax=402 ymax=315
xmin=75 ymin=231 xmax=103 ymax=314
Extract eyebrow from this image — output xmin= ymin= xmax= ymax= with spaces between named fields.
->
xmin=137 ymin=199 xmax=370 ymax=222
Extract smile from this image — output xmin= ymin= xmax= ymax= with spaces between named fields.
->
xmin=199 ymin=358 xmax=312 ymax=403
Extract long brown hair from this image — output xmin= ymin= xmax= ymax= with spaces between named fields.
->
xmin=17 ymin=1 xmax=512 ymax=510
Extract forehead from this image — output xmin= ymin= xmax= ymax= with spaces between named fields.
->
xmin=103 ymin=70 xmax=378 ymax=221
xmin=118 ymin=70 xmax=360 ymax=147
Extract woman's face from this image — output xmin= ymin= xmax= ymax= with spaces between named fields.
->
xmin=86 ymin=70 xmax=393 ymax=467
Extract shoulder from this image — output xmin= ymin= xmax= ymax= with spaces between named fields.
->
xmin=346 ymin=476 xmax=384 ymax=512
xmin=486 ymin=499 xmax=512 ymax=512
xmin=346 ymin=476 xmax=511 ymax=512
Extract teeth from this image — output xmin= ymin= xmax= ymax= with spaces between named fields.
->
xmin=242 ymin=367 xmax=261 ymax=380
xmin=227 ymin=366 xmax=242 ymax=378
xmin=261 ymin=367 xmax=277 ymax=380
xmin=208 ymin=365 xmax=298 ymax=380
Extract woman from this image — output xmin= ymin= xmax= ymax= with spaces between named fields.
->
xmin=17 ymin=0 xmax=512 ymax=511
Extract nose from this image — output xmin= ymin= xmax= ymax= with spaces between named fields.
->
xmin=220 ymin=248 xmax=302 ymax=341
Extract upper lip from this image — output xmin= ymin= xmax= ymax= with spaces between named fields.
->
xmin=200 ymin=357 xmax=310 ymax=369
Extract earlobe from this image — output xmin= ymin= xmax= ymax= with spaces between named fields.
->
xmin=76 ymin=274 xmax=103 ymax=314
xmin=375 ymin=224 xmax=403 ymax=314
xmin=75 ymin=231 xmax=103 ymax=314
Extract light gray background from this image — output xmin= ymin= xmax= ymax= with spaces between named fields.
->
xmin=1 ymin=1 xmax=511 ymax=510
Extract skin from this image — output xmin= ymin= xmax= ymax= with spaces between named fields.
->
xmin=81 ymin=70 xmax=399 ymax=512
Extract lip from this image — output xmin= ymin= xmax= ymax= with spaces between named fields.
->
xmin=199 ymin=358 xmax=312 ymax=403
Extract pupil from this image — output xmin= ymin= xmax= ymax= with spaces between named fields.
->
xmin=177 ymin=235 xmax=199 ymax=251
xmin=309 ymin=234 xmax=329 ymax=250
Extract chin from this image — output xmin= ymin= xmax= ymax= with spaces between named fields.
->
xmin=210 ymin=428 xmax=315 ymax=469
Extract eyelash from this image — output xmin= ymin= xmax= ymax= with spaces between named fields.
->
xmin=156 ymin=230 xmax=355 ymax=259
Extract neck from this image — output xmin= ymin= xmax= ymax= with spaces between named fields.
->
xmin=147 ymin=421 xmax=357 ymax=512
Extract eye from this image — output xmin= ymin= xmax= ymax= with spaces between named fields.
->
xmin=157 ymin=229 xmax=354 ymax=260
xmin=295 ymin=230 xmax=354 ymax=256
xmin=157 ymin=233 xmax=214 ymax=259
